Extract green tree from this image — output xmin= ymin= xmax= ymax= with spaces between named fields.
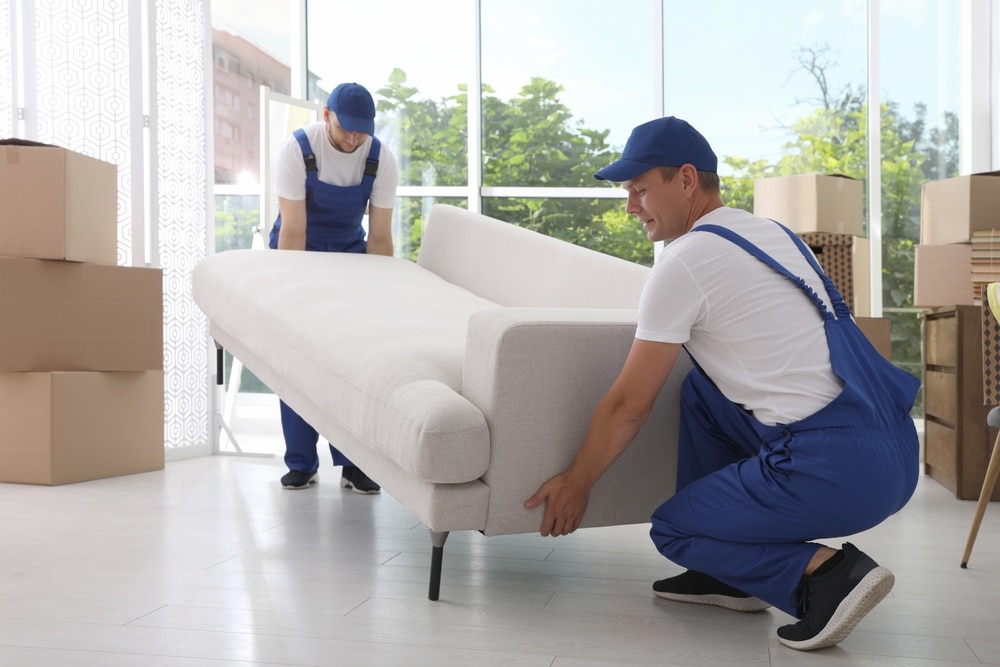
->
xmin=481 ymin=78 xmax=650 ymax=264
xmin=376 ymin=70 xmax=652 ymax=265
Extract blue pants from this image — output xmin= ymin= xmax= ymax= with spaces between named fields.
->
xmin=649 ymin=368 xmax=917 ymax=616
xmin=280 ymin=400 xmax=354 ymax=472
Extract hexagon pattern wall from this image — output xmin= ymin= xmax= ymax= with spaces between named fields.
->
xmin=3 ymin=0 xmax=211 ymax=454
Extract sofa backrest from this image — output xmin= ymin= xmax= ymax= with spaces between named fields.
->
xmin=416 ymin=204 xmax=650 ymax=308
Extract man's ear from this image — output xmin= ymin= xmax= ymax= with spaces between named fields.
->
xmin=680 ymin=163 xmax=699 ymax=195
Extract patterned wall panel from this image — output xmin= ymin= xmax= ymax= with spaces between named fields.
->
xmin=6 ymin=0 xmax=211 ymax=454
xmin=0 ymin=1 xmax=10 ymax=138
xmin=31 ymin=0 xmax=135 ymax=265
xmin=155 ymin=0 xmax=210 ymax=453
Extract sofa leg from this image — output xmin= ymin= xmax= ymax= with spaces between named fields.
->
xmin=428 ymin=530 xmax=449 ymax=601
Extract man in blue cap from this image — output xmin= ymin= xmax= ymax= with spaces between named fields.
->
xmin=525 ymin=116 xmax=920 ymax=650
xmin=270 ymin=82 xmax=399 ymax=494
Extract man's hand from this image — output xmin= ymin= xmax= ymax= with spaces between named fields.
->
xmin=524 ymin=473 xmax=591 ymax=537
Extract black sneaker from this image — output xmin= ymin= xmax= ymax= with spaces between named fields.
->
xmin=653 ymin=570 xmax=772 ymax=612
xmin=340 ymin=466 xmax=380 ymax=494
xmin=280 ymin=469 xmax=318 ymax=489
xmin=777 ymin=543 xmax=894 ymax=651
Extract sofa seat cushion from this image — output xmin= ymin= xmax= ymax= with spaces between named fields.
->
xmin=193 ymin=249 xmax=498 ymax=483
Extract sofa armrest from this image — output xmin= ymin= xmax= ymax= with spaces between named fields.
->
xmin=463 ymin=307 xmax=690 ymax=537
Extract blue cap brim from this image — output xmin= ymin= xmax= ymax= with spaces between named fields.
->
xmin=336 ymin=114 xmax=375 ymax=136
xmin=594 ymin=158 xmax=657 ymax=182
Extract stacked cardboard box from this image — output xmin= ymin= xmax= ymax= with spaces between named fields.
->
xmin=917 ymin=172 xmax=1000 ymax=306
xmin=754 ymin=173 xmax=871 ymax=317
xmin=918 ymin=171 xmax=1000 ymax=404
xmin=754 ymin=173 xmax=865 ymax=236
xmin=0 ymin=140 xmax=164 ymax=485
xmin=913 ymin=243 xmax=975 ymax=307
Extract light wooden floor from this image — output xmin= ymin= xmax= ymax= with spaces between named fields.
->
xmin=2 ymin=407 xmax=1000 ymax=666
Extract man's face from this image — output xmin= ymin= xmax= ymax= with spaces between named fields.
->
xmin=621 ymin=167 xmax=689 ymax=243
xmin=324 ymin=110 xmax=367 ymax=153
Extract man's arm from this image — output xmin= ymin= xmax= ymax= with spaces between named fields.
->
xmin=276 ymin=197 xmax=307 ymax=250
xmin=524 ymin=338 xmax=681 ymax=536
xmin=366 ymin=204 xmax=394 ymax=256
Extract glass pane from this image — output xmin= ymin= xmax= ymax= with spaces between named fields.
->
xmin=211 ymin=4 xmax=296 ymax=401
xmin=480 ymin=0 xmax=657 ymax=188
xmin=482 ymin=198 xmax=651 ymax=267
xmin=211 ymin=1 xmax=295 ymax=186
xmin=880 ymin=1 xmax=960 ymax=419
xmin=214 ymin=194 xmax=260 ymax=252
xmin=306 ymin=0 xmax=473 ymax=188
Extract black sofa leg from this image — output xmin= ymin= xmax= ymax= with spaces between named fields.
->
xmin=428 ymin=530 xmax=449 ymax=601
xmin=215 ymin=342 xmax=224 ymax=385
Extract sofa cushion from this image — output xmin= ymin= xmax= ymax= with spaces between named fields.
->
xmin=193 ymin=249 xmax=497 ymax=483
xmin=417 ymin=204 xmax=650 ymax=308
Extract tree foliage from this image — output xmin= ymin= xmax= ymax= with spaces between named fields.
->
xmin=376 ymin=69 xmax=652 ymax=265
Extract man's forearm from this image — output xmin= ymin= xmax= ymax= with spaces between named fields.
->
xmin=366 ymin=236 xmax=393 ymax=256
xmin=567 ymin=395 xmax=649 ymax=488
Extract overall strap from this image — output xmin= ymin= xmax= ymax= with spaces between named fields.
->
xmin=693 ymin=223 xmax=840 ymax=320
xmin=771 ymin=222 xmax=853 ymax=319
xmin=361 ymin=137 xmax=381 ymax=196
xmin=293 ymin=128 xmax=317 ymax=173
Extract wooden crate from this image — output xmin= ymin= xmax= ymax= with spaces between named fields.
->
xmin=923 ymin=305 xmax=1000 ymax=500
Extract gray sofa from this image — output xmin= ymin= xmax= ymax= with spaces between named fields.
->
xmin=192 ymin=204 xmax=690 ymax=599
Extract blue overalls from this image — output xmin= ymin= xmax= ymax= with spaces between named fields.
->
xmin=268 ymin=128 xmax=381 ymax=473
xmin=649 ymin=222 xmax=920 ymax=617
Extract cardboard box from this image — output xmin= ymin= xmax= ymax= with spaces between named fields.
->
xmin=914 ymin=243 xmax=974 ymax=307
xmin=798 ymin=232 xmax=871 ymax=317
xmin=920 ymin=171 xmax=1000 ymax=245
xmin=855 ymin=317 xmax=892 ymax=361
xmin=0 ymin=257 xmax=163 ymax=371
xmin=754 ymin=173 xmax=864 ymax=236
xmin=0 ymin=143 xmax=118 ymax=264
xmin=0 ymin=371 xmax=164 ymax=485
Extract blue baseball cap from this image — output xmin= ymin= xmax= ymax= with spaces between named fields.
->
xmin=594 ymin=116 xmax=718 ymax=182
xmin=326 ymin=82 xmax=376 ymax=135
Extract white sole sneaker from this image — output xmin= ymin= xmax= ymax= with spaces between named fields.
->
xmin=653 ymin=589 xmax=772 ymax=612
xmin=778 ymin=566 xmax=894 ymax=651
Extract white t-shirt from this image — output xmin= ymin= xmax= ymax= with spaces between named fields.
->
xmin=274 ymin=121 xmax=399 ymax=209
xmin=636 ymin=206 xmax=844 ymax=426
